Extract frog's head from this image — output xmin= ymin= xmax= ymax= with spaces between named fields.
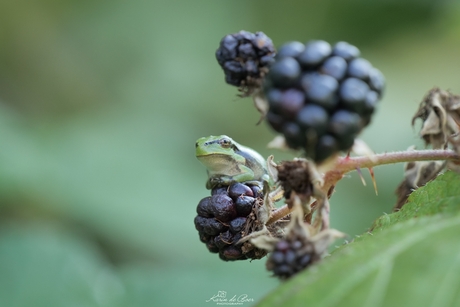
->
xmin=196 ymin=135 xmax=246 ymax=166
xmin=195 ymin=135 xmax=238 ymax=157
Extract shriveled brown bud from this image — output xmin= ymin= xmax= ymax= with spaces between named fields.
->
xmin=412 ymin=88 xmax=460 ymax=149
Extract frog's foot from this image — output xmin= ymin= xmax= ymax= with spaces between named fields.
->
xmin=207 ymin=176 xmax=234 ymax=189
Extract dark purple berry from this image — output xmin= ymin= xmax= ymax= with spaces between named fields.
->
xmin=217 ymin=35 xmax=238 ymax=62
xmin=239 ymin=43 xmax=256 ymax=58
xmin=275 ymin=240 xmax=290 ymax=252
xmin=194 ymin=216 xmax=206 ymax=231
xmin=228 ymin=183 xmax=254 ymax=200
xmin=195 ymin=180 xmax=267 ymax=261
xmin=315 ymin=134 xmax=339 ymax=162
xmin=210 ymin=194 xmax=237 ymax=222
xmin=297 ymin=40 xmax=331 ymax=67
xmin=285 ymin=250 xmax=296 ymax=263
xmin=266 ymin=111 xmax=285 ymax=133
xmin=320 ymin=56 xmax=347 ymax=80
xmin=347 ymin=58 xmax=372 ymax=80
xmin=220 ymin=245 xmax=244 ymax=261
xmin=198 ymin=232 xmax=209 ymax=243
xmin=282 ymin=122 xmax=306 ymax=149
xmin=329 ymin=110 xmax=362 ymax=150
xmin=216 ymin=31 xmax=275 ymax=91
xmin=229 ymin=217 xmax=247 ymax=234
xmin=250 ymin=185 xmax=263 ymax=198
xmin=214 ymin=230 xmax=234 ymax=249
xmin=202 ymin=218 xmax=227 ymax=236
xmin=298 ymin=254 xmax=312 ymax=267
xmin=211 ymin=186 xmax=228 ymax=196
xmin=369 ymin=68 xmax=385 ymax=95
xmin=273 ymin=265 xmax=293 ymax=277
xmin=278 ymin=89 xmax=305 ymax=119
xmin=276 ymin=41 xmax=305 ymax=59
xmin=262 ymin=39 xmax=384 ymax=162
xmin=340 ymin=78 xmax=370 ymax=114
xmin=223 ymin=61 xmax=245 ymax=86
xmin=301 ymin=73 xmax=339 ymax=110
xmin=364 ymin=91 xmax=379 ymax=114
xmin=268 ymin=57 xmax=301 ymax=88
xmin=266 ymin=89 xmax=283 ymax=112
xmin=332 ymin=41 xmax=360 ymax=61
xmin=197 ymin=197 xmax=213 ymax=217
xmin=270 ymin=251 xmax=285 ymax=264
xmin=296 ymin=104 xmax=329 ymax=136
xmin=206 ymin=240 xmax=220 ymax=253
xmin=234 ymin=196 xmax=255 ymax=216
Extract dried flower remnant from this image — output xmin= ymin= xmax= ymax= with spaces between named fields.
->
xmin=412 ymin=88 xmax=460 ymax=149
xmin=253 ymin=199 xmax=344 ymax=279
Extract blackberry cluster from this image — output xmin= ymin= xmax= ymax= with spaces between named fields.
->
xmin=266 ymin=231 xmax=320 ymax=279
xmin=194 ymin=182 xmax=266 ymax=261
xmin=264 ymin=40 xmax=385 ymax=162
xmin=216 ymin=31 xmax=276 ymax=94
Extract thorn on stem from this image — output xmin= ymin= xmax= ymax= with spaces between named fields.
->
xmin=356 ymin=167 xmax=367 ymax=186
xmin=368 ymin=167 xmax=378 ymax=195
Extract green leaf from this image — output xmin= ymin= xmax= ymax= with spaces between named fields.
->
xmin=372 ymin=171 xmax=460 ymax=232
xmin=256 ymin=171 xmax=460 ymax=307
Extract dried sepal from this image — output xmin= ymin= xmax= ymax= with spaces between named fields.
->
xmin=352 ymin=138 xmax=377 ymax=162
xmin=253 ymin=92 xmax=269 ymax=121
xmin=238 ymin=180 xmax=286 ymax=245
xmin=267 ymin=135 xmax=292 ymax=151
xmin=412 ymin=88 xmax=460 ymax=149
xmin=266 ymin=155 xmax=279 ymax=182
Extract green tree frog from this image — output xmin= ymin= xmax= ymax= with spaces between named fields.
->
xmin=195 ymin=135 xmax=270 ymax=189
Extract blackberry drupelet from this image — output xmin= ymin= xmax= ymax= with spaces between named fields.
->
xmin=194 ymin=182 xmax=267 ymax=261
xmin=216 ymin=31 xmax=276 ymax=95
xmin=264 ymin=40 xmax=385 ymax=162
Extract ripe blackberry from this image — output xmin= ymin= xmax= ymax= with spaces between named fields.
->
xmin=216 ymin=31 xmax=276 ymax=95
xmin=194 ymin=182 xmax=268 ymax=261
xmin=264 ymin=40 xmax=385 ymax=162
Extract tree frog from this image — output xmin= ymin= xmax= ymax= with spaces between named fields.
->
xmin=195 ymin=135 xmax=271 ymax=189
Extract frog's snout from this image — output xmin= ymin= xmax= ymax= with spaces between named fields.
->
xmin=195 ymin=142 xmax=199 ymax=148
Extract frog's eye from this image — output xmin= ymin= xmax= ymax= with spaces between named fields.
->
xmin=220 ymin=138 xmax=232 ymax=148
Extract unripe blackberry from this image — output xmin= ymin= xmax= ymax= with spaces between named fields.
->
xmin=264 ymin=40 xmax=385 ymax=162
xmin=194 ymin=182 xmax=268 ymax=261
xmin=266 ymin=230 xmax=320 ymax=280
xmin=216 ymin=31 xmax=276 ymax=95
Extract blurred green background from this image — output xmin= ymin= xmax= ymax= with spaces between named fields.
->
xmin=1 ymin=0 xmax=459 ymax=306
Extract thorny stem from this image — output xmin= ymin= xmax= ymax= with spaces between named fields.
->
xmin=334 ymin=149 xmax=460 ymax=173
xmin=267 ymin=149 xmax=460 ymax=226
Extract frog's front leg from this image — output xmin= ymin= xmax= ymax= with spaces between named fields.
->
xmin=206 ymin=167 xmax=256 ymax=189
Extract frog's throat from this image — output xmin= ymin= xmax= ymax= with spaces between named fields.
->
xmin=198 ymin=154 xmax=244 ymax=175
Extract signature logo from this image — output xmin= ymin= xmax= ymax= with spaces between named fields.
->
xmin=206 ymin=290 xmax=254 ymax=305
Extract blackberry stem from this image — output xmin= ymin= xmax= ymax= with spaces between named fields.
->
xmin=267 ymin=149 xmax=460 ymax=225
xmin=334 ymin=149 xmax=460 ymax=173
